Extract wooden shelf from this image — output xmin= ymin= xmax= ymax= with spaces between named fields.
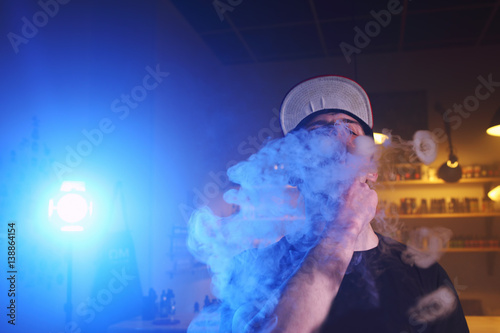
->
xmin=387 ymin=212 xmax=500 ymax=219
xmin=378 ymin=175 xmax=500 ymax=274
xmin=397 ymin=245 xmax=500 ymax=253
xmin=379 ymin=177 xmax=500 ymax=186
xmin=445 ymin=247 xmax=500 ymax=253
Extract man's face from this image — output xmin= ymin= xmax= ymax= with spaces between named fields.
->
xmin=303 ymin=112 xmax=365 ymax=147
xmin=303 ymin=112 xmax=378 ymax=183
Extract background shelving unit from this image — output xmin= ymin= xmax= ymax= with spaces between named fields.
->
xmin=380 ymin=177 xmax=500 ymax=186
xmin=377 ymin=176 xmax=500 ymax=278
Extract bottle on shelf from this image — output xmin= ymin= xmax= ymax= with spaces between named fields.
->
xmin=159 ymin=290 xmax=167 ymax=317
xmin=166 ymin=289 xmax=176 ymax=319
xmin=419 ymin=199 xmax=428 ymax=214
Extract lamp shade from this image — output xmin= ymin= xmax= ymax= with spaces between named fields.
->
xmin=489 ymin=185 xmax=500 ymax=202
xmin=486 ymin=107 xmax=500 ymax=136
xmin=438 ymin=153 xmax=462 ymax=183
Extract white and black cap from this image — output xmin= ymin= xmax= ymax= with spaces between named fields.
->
xmin=279 ymin=75 xmax=374 ymax=136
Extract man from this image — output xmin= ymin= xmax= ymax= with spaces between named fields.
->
xmin=217 ymin=76 xmax=469 ymax=332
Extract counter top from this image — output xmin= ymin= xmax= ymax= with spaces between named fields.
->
xmin=466 ymin=316 xmax=500 ymax=333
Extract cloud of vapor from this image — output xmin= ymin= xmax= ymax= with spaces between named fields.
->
xmin=187 ymin=123 xmax=376 ymax=331
xmin=402 ymin=227 xmax=452 ymax=269
xmin=408 ymin=286 xmax=457 ymax=324
xmin=187 ymin=123 xmax=450 ymax=332
xmin=371 ymin=129 xmax=440 ymax=238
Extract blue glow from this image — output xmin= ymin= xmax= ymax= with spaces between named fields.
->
xmin=61 ymin=225 xmax=85 ymax=232
xmin=0 ymin=2 xmax=171 ymax=331
xmin=48 ymin=198 xmax=55 ymax=218
xmin=60 ymin=180 xmax=86 ymax=192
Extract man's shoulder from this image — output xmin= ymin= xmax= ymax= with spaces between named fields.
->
xmin=373 ymin=233 xmax=449 ymax=285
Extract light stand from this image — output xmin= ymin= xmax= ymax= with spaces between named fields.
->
xmin=64 ymin=241 xmax=73 ymax=324
xmin=48 ymin=181 xmax=92 ymax=327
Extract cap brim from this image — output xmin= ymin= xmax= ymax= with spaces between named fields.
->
xmin=280 ymin=75 xmax=373 ymax=136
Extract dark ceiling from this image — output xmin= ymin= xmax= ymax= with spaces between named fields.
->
xmin=170 ymin=0 xmax=500 ymax=65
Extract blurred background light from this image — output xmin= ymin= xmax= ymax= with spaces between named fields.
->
xmin=488 ymin=185 xmax=500 ymax=202
xmin=486 ymin=107 xmax=500 ymax=136
xmin=374 ymin=132 xmax=389 ymax=145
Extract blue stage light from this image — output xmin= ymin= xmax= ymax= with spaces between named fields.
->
xmin=57 ymin=193 xmax=89 ymax=223
xmin=48 ymin=181 xmax=93 ymax=232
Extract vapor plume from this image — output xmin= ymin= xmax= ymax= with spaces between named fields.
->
xmin=187 ymin=124 xmax=448 ymax=331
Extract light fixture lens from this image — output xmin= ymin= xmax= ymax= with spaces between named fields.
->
xmin=374 ymin=132 xmax=389 ymax=145
xmin=488 ymin=185 xmax=500 ymax=202
xmin=486 ymin=125 xmax=500 ymax=137
xmin=57 ymin=193 xmax=89 ymax=223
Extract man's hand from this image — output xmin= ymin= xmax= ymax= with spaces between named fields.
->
xmin=271 ymin=172 xmax=379 ymax=333
xmin=335 ymin=172 xmax=378 ymax=235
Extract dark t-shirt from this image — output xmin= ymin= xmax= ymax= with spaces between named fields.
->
xmin=320 ymin=234 xmax=469 ymax=332
xmin=220 ymin=233 xmax=469 ymax=332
